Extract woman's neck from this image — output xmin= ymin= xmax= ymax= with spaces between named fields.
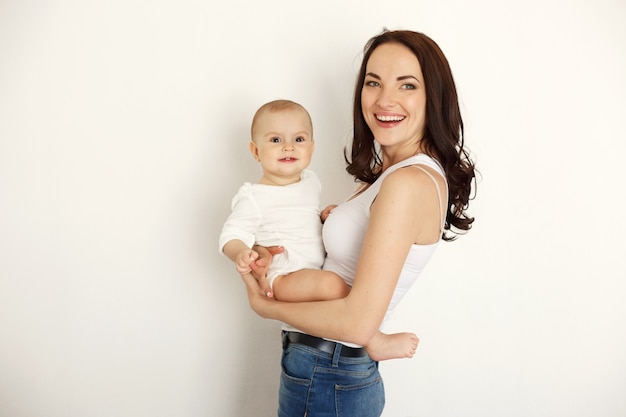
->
xmin=381 ymin=145 xmax=424 ymax=172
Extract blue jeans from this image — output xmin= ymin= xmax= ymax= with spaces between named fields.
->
xmin=278 ymin=333 xmax=385 ymax=417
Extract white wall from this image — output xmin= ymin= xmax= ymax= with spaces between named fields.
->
xmin=1 ymin=1 xmax=624 ymax=416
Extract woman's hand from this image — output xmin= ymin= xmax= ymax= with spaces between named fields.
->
xmin=249 ymin=245 xmax=284 ymax=298
xmin=320 ymin=205 xmax=337 ymax=223
xmin=240 ymin=270 xmax=274 ymax=317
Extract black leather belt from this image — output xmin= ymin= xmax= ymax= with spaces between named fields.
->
xmin=283 ymin=331 xmax=368 ymax=358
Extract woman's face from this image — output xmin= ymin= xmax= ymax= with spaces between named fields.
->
xmin=361 ymin=42 xmax=427 ymax=156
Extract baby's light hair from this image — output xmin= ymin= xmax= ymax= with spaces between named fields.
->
xmin=250 ymin=99 xmax=313 ymax=140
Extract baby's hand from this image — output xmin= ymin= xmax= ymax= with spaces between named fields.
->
xmin=236 ymin=249 xmax=259 ymax=274
xmin=320 ymin=204 xmax=338 ymax=223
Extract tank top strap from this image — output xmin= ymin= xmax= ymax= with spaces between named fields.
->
xmin=408 ymin=165 xmax=447 ymax=232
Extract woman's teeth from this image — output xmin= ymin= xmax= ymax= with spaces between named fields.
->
xmin=376 ymin=115 xmax=405 ymax=122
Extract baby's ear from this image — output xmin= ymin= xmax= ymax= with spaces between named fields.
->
xmin=249 ymin=141 xmax=260 ymax=161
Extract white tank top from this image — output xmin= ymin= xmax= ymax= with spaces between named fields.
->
xmin=322 ymin=153 xmax=447 ymax=330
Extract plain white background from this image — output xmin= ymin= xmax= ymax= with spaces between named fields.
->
xmin=1 ymin=1 xmax=625 ymax=416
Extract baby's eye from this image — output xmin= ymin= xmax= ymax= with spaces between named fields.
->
xmin=270 ymin=137 xmax=282 ymax=143
xmin=295 ymin=136 xmax=306 ymax=142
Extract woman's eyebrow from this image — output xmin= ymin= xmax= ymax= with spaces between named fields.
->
xmin=365 ymin=72 xmax=420 ymax=83
xmin=397 ymin=75 xmax=420 ymax=83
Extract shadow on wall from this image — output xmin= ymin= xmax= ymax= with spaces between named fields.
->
xmin=209 ymin=103 xmax=286 ymax=415
xmin=233 ymin=316 xmax=282 ymax=416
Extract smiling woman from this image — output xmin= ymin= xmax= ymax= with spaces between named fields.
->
xmin=240 ymin=30 xmax=477 ymax=417
xmin=361 ymin=43 xmax=427 ymax=160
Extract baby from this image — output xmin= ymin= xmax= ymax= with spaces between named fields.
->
xmin=219 ymin=99 xmax=418 ymax=360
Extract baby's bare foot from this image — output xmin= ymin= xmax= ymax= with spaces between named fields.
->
xmin=366 ymin=332 xmax=419 ymax=361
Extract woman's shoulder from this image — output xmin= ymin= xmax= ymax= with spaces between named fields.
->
xmin=382 ymin=163 xmax=441 ymax=190
xmin=378 ymin=164 xmax=446 ymax=210
xmin=375 ymin=162 xmax=447 ymax=242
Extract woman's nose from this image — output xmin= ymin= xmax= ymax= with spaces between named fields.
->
xmin=376 ymin=87 xmax=396 ymax=108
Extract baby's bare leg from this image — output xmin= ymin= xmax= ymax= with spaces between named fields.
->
xmin=272 ymin=269 xmax=350 ymax=302
xmin=365 ymin=331 xmax=419 ymax=361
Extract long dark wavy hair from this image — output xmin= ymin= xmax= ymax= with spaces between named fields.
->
xmin=345 ymin=29 xmax=476 ymax=240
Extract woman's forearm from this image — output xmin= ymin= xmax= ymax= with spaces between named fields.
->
xmin=268 ymin=299 xmax=380 ymax=346
xmin=243 ymin=273 xmax=381 ymax=345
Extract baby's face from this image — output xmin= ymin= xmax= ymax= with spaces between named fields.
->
xmin=250 ymin=108 xmax=314 ymax=185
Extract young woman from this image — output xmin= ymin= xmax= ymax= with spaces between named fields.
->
xmin=241 ymin=30 xmax=476 ymax=417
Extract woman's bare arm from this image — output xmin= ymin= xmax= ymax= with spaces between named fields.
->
xmin=241 ymin=168 xmax=444 ymax=345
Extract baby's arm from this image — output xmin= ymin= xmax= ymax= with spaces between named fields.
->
xmin=223 ymin=239 xmax=259 ymax=274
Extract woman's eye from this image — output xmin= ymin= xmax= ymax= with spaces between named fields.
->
xmin=365 ymin=80 xmax=380 ymax=87
xmin=401 ymin=83 xmax=416 ymax=90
